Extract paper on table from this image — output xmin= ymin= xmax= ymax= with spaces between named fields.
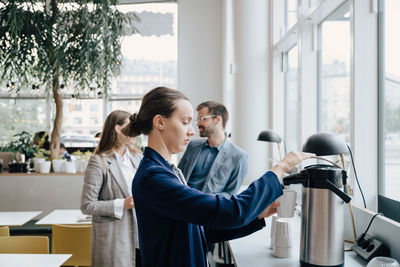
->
xmin=77 ymin=214 xmax=92 ymax=222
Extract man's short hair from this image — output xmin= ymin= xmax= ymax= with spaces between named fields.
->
xmin=196 ymin=101 xmax=229 ymax=129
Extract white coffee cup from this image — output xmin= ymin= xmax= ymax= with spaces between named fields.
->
xmin=273 ymin=218 xmax=294 ymax=258
xmin=367 ymin=257 xmax=400 ymax=267
xmin=269 ymin=214 xmax=278 ymax=249
xmin=276 ymin=189 xmax=297 ymax=218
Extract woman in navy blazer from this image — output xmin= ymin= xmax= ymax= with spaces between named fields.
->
xmin=122 ymin=87 xmax=314 ymax=267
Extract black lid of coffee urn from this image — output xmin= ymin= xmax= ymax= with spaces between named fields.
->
xmin=302 ymin=164 xmax=344 ymax=189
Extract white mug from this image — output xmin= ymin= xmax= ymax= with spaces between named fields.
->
xmin=276 ymin=189 xmax=297 ymax=218
xmin=269 ymin=214 xmax=278 ymax=249
xmin=273 ymin=218 xmax=294 ymax=258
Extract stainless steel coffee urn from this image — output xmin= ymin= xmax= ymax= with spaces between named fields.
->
xmin=282 ymin=164 xmax=351 ymax=267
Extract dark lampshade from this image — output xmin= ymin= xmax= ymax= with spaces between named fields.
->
xmin=302 ymin=133 xmax=347 ymax=156
xmin=257 ymin=130 xmax=282 ymax=143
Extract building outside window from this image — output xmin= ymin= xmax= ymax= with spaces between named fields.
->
xmin=284 ymin=45 xmax=299 ymax=152
xmin=317 ymin=4 xmax=351 ymax=144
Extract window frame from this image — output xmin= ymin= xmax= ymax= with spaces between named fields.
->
xmin=377 ymin=0 xmax=400 ymax=223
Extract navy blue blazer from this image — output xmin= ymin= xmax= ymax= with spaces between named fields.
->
xmin=133 ymin=147 xmax=283 ymax=267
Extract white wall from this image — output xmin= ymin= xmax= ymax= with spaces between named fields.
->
xmin=177 ymin=0 xmax=223 ymax=108
xmin=177 ymin=0 xmax=271 ymax=183
xmin=231 ymin=0 xmax=270 ymax=183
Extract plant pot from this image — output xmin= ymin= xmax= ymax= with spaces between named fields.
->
xmin=8 ymin=162 xmax=28 ymax=173
xmin=75 ymin=159 xmax=88 ymax=173
xmin=52 ymin=159 xmax=66 ymax=173
xmin=64 ymin=161 xmax=76 ymax=173
xmin=39 ymin=161 xmax=51 ymax=173
xmin=33 ymin=158 xmax=46 ymax=172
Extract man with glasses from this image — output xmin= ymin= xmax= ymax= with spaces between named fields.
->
xmin=178 ymin=101 xmax=248 ymax=265
xmin=178 ymin=101 xmax=248 ymax=198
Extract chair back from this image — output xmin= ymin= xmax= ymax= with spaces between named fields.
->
xmin=52 ymin=224 xmax=91 ymax=266
xmin=0 ymin=236 xmax=49 ymax=253
xmin=0 ymin=226 xmax=9 ymax=236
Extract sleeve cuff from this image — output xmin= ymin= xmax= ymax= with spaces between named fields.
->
xmin=114 ymin=199 xmax=125 ymax=219
xmin=256 ymin=218 xmax=266 ymax=229
xmin=266 ymin=171 xmax=284 ymax=191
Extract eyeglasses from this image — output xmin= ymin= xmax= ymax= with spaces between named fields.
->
xmin=196 ymin=115 xmax=217 ymax=123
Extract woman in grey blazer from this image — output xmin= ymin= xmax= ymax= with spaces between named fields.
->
xmin=81 ymin=110 xmax=142 ymax=267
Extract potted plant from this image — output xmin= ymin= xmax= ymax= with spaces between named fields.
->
xmin=52 ymin=155 xmax=66 ymax=173
xmin=32 ymin=132 xmax=49 ymax=172
xmin=7 ymin=131 xmax=35 ymax=173
xmin=35 ymin=148 xmax=51 ymax=174
xmin=73 ymin=150 xmax=92 ymax=173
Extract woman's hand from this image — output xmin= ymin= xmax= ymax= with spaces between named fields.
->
xmin=124 ymin=196 xmax=134 ymax=209
xmin=271 ymin=151 xmax=315 ymax=178
xmin=258 ymin=201 xmax=280 ymax=219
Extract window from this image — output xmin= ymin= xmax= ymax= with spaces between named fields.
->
xmin=286 ymin=0 xmax=298 ymax=31
xmin=284 ymin=45 xmax=299 ymax=152
xmin=63 ymin=99 xmax=103 ymax=136
xmin=89 ymin=104 xmax=99 ymax=112
xmin=317 ymin=4 xmax=351 ymax=143
xmin=90 ymin=117 xmax=99 ymax=125
xmin=73 ymin=117 xmax=83 ymax=125
xmin=113 ymin=3 xmax=177 ymax=99
xmin=0 ymin=2 xmax=177 ymax=148
xmin=110 ymin=100 xmax=142 ymax=115
xmin=0 ymin=99 xmax=48 ymax=145
xmin=378 ymin=0 xmax=400 ymax=221
xmin=73 ymin=104 xmax=82 ymax=111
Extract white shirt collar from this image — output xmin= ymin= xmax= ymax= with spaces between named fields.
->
xmin=114 ymin=149 xmax=130 ymax=163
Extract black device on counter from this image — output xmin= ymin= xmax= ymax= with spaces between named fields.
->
xmin=351 ymin=213 xmax=390 ymax=261
xmin=352 ymin=234 xmax=390 ymax=261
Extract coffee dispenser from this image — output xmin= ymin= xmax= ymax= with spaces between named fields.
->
xmin=283 ymin=164 xmax=351 ymax=267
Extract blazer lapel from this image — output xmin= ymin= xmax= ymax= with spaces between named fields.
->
xmin=105 ymin=154 xmax=131 ymax=197
xmin=185 ymin=140 xmax=206 ymax=181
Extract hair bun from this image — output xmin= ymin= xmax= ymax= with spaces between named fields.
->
xmin=123 ymin=113 xmax=142 ymax=137
xmin=130 ymin=113 xmax=138 ymax=122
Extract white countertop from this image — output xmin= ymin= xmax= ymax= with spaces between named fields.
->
xmin=35 ymin=209 xmax=91 ymax=225
xmin=229 ymin=213 xmax=368 ymax=266
xmin=0 ymin=254 xmax=71 ymax=267
xmin=0 ymin=211 xmax=42 ymax=226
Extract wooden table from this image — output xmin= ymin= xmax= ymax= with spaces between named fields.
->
xmin=35 ymin=209 xmax=91 ymax=225
xmin=0 ymin=211 xmax=42 ymax=226
xmin=0 ymin=254 xmax=71 ymax=267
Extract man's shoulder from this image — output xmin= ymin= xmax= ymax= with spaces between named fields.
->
xmin=188 ymin=138 xmax=207 ymax=148
xmin=223 ymin=140 xmax=247 ymax=157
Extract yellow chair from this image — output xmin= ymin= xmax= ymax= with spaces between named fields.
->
xmin=52 ymin=224 xmax=91 ymax=267
xmin=0 ymin=226 xmax=9 ymax=236
xmin=0 ymin=236 xmax=49 ymax=253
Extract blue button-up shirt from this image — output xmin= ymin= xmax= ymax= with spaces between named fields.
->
xmin=187 ymin=141 xmax=224 ymax=190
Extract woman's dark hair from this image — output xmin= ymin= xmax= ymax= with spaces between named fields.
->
xmin=122 ymin=87 xmax=189 ymax=137
xmin=95 ymin=110 xmax=131 ymax=155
